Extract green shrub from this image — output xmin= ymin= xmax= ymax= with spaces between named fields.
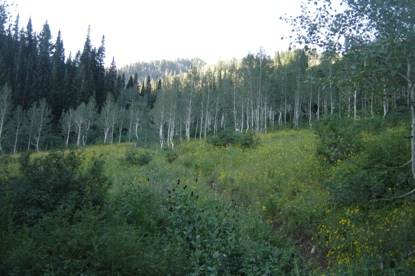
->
xmin=0 ymin=150 xmax=114 ymax=275
xmin=9 ymin=150 xmax=110 ymax=226
xmin=314 ymin=116 xmax=363 ymax=164
xmin=207 ymin=129 xmax=258 ymax=148
xmin=124 ymin=148 xmax=152 ymax=166
xmin=165 ymin=149 xmax=179 ymax=163
xmin=322 ymin=120 xmax=412 ymax=205
xmin=163 ymin=180 xmax=244 ymax=274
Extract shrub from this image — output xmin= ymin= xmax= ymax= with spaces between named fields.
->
xmin=314 ymin=116 xmax=363 ymax=164
xmin=163 ymin=180 xmax=244 ymax=274
xmin=124 ymin=148 xmax=152 ymax=166
xmin=9 ymin=150 xmax=110 ymax=226
xmin=322 ymin=121 xmax=412 ymax=205
xmin=165 ymin=149 xmax=179 ymax=163
xmin=207 ymin=129 xmax=258 ymax=148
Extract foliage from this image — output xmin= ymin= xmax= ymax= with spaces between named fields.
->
xmin=313 ymin=202 xmax=415 ymax=275
xmin=163 ymin=180 xmax=244 ymax=274
xmin=123 ymin=147 xmax=153 ymax=166
xmin=10 ymin=150 xmax=110 ymax=226
xmin=1 ymin=118 xmax=415 ymax=275
xmin=318 ymin=116 xmax=413 ymax=205
xmin=314 ymin=116 xmax=363 ymax=164
xmin=207 ymin=129 xmax=258 ymax=148
xmin=165 ymin=148 xmax=179 ymax=163
xmin=162 ymin=179 xmax=302 ymax=275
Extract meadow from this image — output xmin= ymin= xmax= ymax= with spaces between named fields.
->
xmin=1 ymin=115 xmax=414 ymax=275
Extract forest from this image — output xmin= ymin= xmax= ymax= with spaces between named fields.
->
xmin=0 ymin=1 xmax=411 ymax=153
xmin=1 ymin=0 xmax=415 ymax=275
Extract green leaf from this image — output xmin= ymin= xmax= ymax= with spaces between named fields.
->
xmin=213 ymin=251 xmax=220 ymax=259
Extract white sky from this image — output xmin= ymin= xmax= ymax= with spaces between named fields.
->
xmin=10 ymin=0 xmax=304 ymax=67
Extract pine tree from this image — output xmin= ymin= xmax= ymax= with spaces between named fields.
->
xmin=76 ymin=27 xmax=95 ymax=105
xmin=24 ymin=18 xmax=37 ymax=107
xmin=32 ymin=21 xmax=52 ymax=103
xmin=64 ymin=53 xmax=77 ymax=110
xmin=50 ymin=30 xmax=66 ymax=124
xmin=105 ymin=57 xmax=117 ymax=107
xmin=126 ymin=75 xmax=135 ymax=89
xmin=94 ymin=35 xmax=106 ymax=109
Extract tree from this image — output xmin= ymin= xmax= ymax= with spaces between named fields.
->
xmin=9 ymin=105 xmax=26 ymax=154
xmin=105 ymin=57 xmax=117 ymax=109
xmin=32 ymin=21 xmax=52 ymax=103
xmin=72 ymin=98 xmax=96 ymax=147
xmin=93 ymin=35 xmax=107 ymax=109
xmin=26 ymin=99 xmax=52 ymax=152
xmin=99 ymin=94 xmax=117 ymax=144
xmin=151 ymin=83 xmax=168 ymax=148
xmin=0 ymin=85 xmax=11 ymax=153
xmin=50 ymin=30 xmax=66 ymax=123
xmin=74 ymin=27 xmax=95 ymax=105
xmin=61 ymin=108 xmax=74 ymax=147
xmin=285 ymin=0 xmax=415 ymax=185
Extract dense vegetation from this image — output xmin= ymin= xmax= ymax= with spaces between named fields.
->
xmin=1 ymin=115 xmax=414 ymax=274
xmin=0 ymin=0 xmax=415 ymax=274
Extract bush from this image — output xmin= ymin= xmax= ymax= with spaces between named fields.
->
xmin=165 ymin=149 xmax=179 ymax=163
xmin=314 ymin=116 xmax=364 ymax=164
xmin=163 ymin=180 xmax=244 ymax=274
xmin=207 ymin=129 xmax=257 ymax=148
xmin=124 ymin=148 xmax=152 ymax=166
xmin=9 ymin=150 xmax=110 ymax=226
xmin=320 ymin=117 xmax=413 ymax=205
xmin=0 ymin=150 xmax=114 ymax=275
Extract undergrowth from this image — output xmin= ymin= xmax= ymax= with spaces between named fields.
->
xmin=1 ymin=114 xmax=414 ymax=274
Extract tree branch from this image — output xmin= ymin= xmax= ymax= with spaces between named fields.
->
xmin=372 ymin=187 xmax=415 ymax=201
xmin=364 ymin=159 xmax=411 ymax=169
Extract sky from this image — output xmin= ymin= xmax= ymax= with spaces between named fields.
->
xmin=9 ymin=0 xmax=304 ymax=68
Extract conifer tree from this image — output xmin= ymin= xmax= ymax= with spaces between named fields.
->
xmin=76 ymin=27 xmax=95 ymax=104
xmin=32 ymin=22 xmax=52 ymax=103
xmin=50 ymin=30 xmax=66 ymax=112
xmin=94 ymin=35 xmax=106 ymax=109
xmin=23 ymin=18 xmax=37 ymax=107
xmin=105 ymin=57 xmax=117 ymax=106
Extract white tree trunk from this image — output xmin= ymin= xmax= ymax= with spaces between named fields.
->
xmin=0 ymin=86 xmax=11 ymax=154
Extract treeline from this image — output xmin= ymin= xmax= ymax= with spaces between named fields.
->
xmin=0 ymin=3 xmax=202 ymax=153
xmin=0 ymin=2 xmax=410 ymax=154
xmin=118 ymin=58 xmax=206 ymax=82
xmin=0 ymin=15 xmax=125 ymax=119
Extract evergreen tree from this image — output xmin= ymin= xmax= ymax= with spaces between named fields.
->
xmin=32 ymin=21 xmax=52 ymax=103
xmin=24 ymin=18 xmax=37 ymax=107
xmin=126 ymin=75 xmax=135 ymax=89
xmin=63 ymin=53 xmax=77 ymax=110
xmin=13 ymin=30 xmax=27 ymax=108
xmin=50 ymin=30 xmax=66 ymax=124
xmin=94 ymin=35 xmax=106 ymax=109
xmin=76 ymin=27 xmax=95 ymax=104
xmin=105 ymin=57 xmax=117 ymax=107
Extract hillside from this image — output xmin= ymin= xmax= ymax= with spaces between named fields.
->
xmin=1 ymin=115 xmax=414 ymax=274
xmin=117 ymin=58 xmax=207 ymax=81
